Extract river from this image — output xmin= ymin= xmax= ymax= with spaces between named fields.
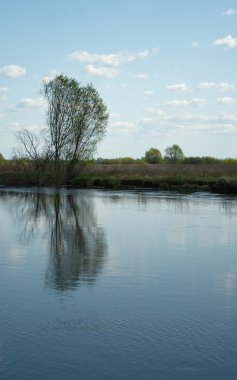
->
xmin=0 ymin=188 xmax=237 ymax=379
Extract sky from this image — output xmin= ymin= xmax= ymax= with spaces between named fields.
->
xmin=0 ymin=0 xmax=237 ymax=159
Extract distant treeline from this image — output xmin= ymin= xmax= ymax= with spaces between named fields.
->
xmin=94 ymin=156 xmax=237 ymax=165
xmin=1 ymin=154 xmax=237 ymax=167
xmin=1 ymin=156 xmax=237 ymax=194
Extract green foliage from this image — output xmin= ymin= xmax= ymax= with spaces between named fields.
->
xmin=15 ymin=75 xmax=109 ymax=184
xmin=200 ymin=156 xmax=221 ymax=164
xmin=43 ymin=74 xmax=109 ymax=181
xmin=96 ymin=157 xmax=143 ymax=164
xmin=223 ymin=158 xmax=237 ymax=164
xmin=164 ymin=144 xmax=184 ymax=163
xmin=144 ymin=148 xmax=162 ymax=164
xmin=1 ymin=158 xmax=237 ymax=193
xmin=183 ymin=156 xmax=222 ymax=164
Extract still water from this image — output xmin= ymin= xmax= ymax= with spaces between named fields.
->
xmin=0 ymin=188 xmax=237 ymax=380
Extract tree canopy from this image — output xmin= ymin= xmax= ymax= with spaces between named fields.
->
xmin=164 ymin=144 xmax=184 ymax=163
xmin=16 ymin=74 xmax=109 ymax=183
xmin=44 ymin=75 xmax=109 ymax=178
xmin=144 ymin=148 xmax=162 ymax=164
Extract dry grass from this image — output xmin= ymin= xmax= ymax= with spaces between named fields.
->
xmin=80 ymin=163 xmax=237 ymax=179
xmin=1 ymin=161 xmax=237 ymax=193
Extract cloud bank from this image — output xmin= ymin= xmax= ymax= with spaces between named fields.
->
xmin=67 ymin=49 xmax=150 ymax=78
xmin=197 ymin=82 xmax=235 ymax=91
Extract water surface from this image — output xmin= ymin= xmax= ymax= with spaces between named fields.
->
xmin=0 ymin=188 xmax=237 ymax=379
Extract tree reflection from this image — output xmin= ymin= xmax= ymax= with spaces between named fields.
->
xmin=0 ymin=190 xmax=107 ymax=291
xmin=44 ymin=192 xmax=107 ymax=291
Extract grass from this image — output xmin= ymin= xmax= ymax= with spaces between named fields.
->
xmin=71 ymin=163 xmax=237 ymax=193
xmin=1 ymin=161 xmax=237 ymax=194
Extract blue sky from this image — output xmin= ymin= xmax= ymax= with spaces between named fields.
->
xmin=0 ymin=0 xmax=237 ymax=159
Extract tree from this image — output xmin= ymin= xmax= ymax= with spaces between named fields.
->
xmin=43 ymin=75 xmax=109 ymax=179
xmin=16 ymin=74 xmax=109 ymax=183
xmin=164 ymin=144 xmax=184 ymax=163
xmin=15 ymin=128 xmax=51 ymax=183
xmin=144 ymin=148 xmax=162 ymax=164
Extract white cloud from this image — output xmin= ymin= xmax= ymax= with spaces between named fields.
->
xmin=197 ymin=82 xmax=235 ymax=91
xmin=145 ymin=107 xmax=165 ymax=116
xmin=217 ymin=97 xmax=235 ymax=105
xmin=164 ymin=99 xmax=205 ymax=110
xmin=130 ymin=73 xmax=150 ymax=79
xmin=142 ymin=105 xmax=237 ymax=134
xmin=0 ymin=95 xmax=7 ymax=101
xmin=146 ymin=98 xmax=206 ymax=110
xmin=68 ymin=49 xmax=150 ymax=79
xmin=197 ymin=82 xmax=216 ymax=90
xmin=143 ymin=90 xmax=154 ymax=97
xmin=131 ymin=107 xmax=237 ymax=137
xmin=0 ymin=65 xmax=26 ymax=78
xmin=100 ymin=83 xmax=128 ymax=90
xmin=85 ymin=65 xmax=119 ymax=78
xmin=167 ymin=82 xmax=189 ymax=92
xmin=166 ymin=99 xmax=190 ymax=107
xmin=67 ymin=49 xmax=149 ymax=67
xmin=16 ymin=97 xmax=46 ymax=108
xmin=183 ymin=123 xmax=237 ymax=134
xmin=212 ymin=35 xmax=237 ymax=48
xmin=221 ymin=8 xmax=237 ymax=16
xmin=218 ymin=82 xmax=235 ymax=91
xmin=0 ymin=87 xmax=8 ymax=92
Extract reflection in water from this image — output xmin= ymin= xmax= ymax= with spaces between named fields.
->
xmin=0 ymin=190 xmax=107 ymax=291
xmin=101 ymin=190 xmax=237 ymax=214
xmin=1 ymin=189 xmax=237 ymax=380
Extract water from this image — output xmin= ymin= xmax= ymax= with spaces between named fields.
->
xmin=0 ymin=188 xmax=237 ymax=380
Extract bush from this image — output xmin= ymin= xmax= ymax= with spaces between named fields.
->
xmin=144 ymin=148 xmax=162 ymax=164
xmin=164 ymin=144 xmax=184 ymax=163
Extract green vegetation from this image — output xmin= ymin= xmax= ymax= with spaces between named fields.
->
xmin=144 ymin=148 xmax=162 ymax=164
xmin=164 ymin=144 xmax=185 ymax=163
xmin=1 ymin=120 xmax=237 ymax=194
xmin=1 ymin=158 xmax=237 ymax=194
xmin=15 ymin=74 xmax=109 ymax=184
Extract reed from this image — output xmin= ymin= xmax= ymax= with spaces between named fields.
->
xmin=1 ymin=161 xmax=237 ymax=193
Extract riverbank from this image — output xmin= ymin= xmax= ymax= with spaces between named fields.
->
xmin=69 ymin=176 xmax=237 ymax=194
xmin=72 ymin=163 xmax=237 ymax=193
xmin=1 ymin=162 xmax=237 ymax=194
